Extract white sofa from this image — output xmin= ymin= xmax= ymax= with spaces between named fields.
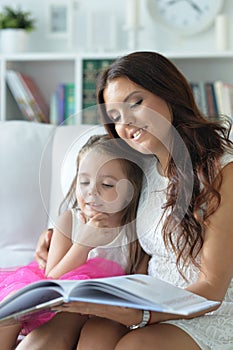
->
xmin=0 ymin=120 xmax=105 ymax=268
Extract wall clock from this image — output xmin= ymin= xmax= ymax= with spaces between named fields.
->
xmin=147 ymin=0 xmax=224 ymax=36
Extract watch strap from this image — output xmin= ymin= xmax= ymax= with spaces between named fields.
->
xmin=129 ymin=310 xmax=151 ymax=330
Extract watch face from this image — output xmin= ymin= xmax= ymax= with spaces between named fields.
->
xmin=147 ymin=0 xmax=224 ymax=36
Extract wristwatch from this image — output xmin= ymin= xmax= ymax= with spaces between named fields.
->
xmin=129 ymin=310 xmax=151 ymax=330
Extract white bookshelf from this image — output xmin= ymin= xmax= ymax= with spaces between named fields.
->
xmin=1 ymin=50 xmax=233 ymax=124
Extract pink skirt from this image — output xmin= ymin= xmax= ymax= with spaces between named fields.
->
xmin=0 ymin=257 xmax=125 ymax=335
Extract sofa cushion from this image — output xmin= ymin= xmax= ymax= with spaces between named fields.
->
xmin=0 ymin=121 xmax=55 ymax=267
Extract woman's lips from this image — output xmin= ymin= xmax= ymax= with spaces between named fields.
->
xmin=130 ymin=126 xmax=148 ymax=140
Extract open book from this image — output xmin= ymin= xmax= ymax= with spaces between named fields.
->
xmin=0 ymin=274 xmax=220 ymax=326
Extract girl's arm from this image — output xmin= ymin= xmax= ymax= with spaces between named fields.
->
xmin=45 ymin=211 xmax=111 ymax=279
xmin=45 ymin=210 xmax=91 ymax=279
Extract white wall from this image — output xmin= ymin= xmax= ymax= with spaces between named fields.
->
xmin=0 ymin=0 xmax=232 ymax=54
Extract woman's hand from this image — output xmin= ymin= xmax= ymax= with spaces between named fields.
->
xmin=34 ymin=228 xmax=53 ymax=269
xmin=52 ymin=302 xmax=143 ymax=328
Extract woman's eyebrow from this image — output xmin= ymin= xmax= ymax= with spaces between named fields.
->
xmin=124 ymin=90 xmax=141 ymax=103
xmin=106 ymin=90 xmax=142 ymax=114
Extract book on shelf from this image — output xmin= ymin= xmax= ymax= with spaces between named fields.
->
xmin=6 ymin=70 xmax=49 ymax=123
xmin=64 ymin=83 xmax=76 ymax=125
xmin=0 ymin=274 xmax=220 ymax=327
xmin=54 ymin=83 xmax=65 ymax=125
xmin=190 ymin=80 xmax=233 ymax=120
xmin=214 ymin=81 xmax=233 ymax=119
xmin=6 ymin=70 xmax=36 ymax=122
xmin=222 ymin=82 xmax=233 ymax=119
xmin=190 ymin=81 xmax=208 ymax=117
xmin=205 ymin=82 xmax=218 ymax=118
xmin=82 ymin=59 xmax=113 ymax=124
xmin=51 ymin=82 xmax=75 ymax=125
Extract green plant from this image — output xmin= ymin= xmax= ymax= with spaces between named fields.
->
xmin=0 ymin=6 xmax=36 ymax=32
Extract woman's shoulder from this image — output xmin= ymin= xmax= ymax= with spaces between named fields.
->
xmin=220 ymin=151 xmax=233 ymax=168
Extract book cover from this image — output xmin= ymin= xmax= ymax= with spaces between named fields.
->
xmin=82 ymin=59 xmax=113 ymax=124
xmin=198 ymin=81 xmax=208 ymax=117
xmin=210 ymin=82 xmax=219 ymax=117
xmin=190 ymin=82 xmax=204 ymax=114
xmin=190 ymin=81 xmax=209 ymax=117
xmin=0 ymin=274 xmax=220 ymax=327
xmin=213 ymin=80 xmax=225 ymax=116
xmin=18 ymin=72 xmax=50 ymax=123
xmin=222 ymin=82 xmax=233 ymax=119
xmin=49 ymin=91 xmax=58 ymax=125
xmin=205 ymin=82 xmax=217 ymax=118
xmin=55 ymin=83 xmax=65 ymax=125
xmin=6 ymin=70 xmax=36 ymax=122
xmin=64 ymin=83 xmax=76 ymax=125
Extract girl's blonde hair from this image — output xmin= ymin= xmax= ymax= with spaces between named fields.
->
xmin=60 ymin=134 xmax=145 ymax=273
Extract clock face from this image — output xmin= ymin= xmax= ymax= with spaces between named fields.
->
xmin=147 ymin=0 xmax=224 ymax=36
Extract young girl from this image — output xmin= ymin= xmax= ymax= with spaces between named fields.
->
xmin=0 ymin=134 xmax=144 ymax=350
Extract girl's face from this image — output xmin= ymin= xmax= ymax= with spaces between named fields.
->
xmin=76 ymin=149 xmax=133 ymax=224
xmin=103 ymin=77 xmax=172 ymax=156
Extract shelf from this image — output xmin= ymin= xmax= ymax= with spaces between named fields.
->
xmin=1 ymin=51 xmax=233 ymax=123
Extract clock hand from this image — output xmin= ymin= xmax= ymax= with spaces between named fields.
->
xmin=185 ymin=0 xmax=203 ymax=14
xmin=167 ymin=0 xmax=203 ymax=14
xmin=167 ymin=0 xmax=183 ymax=5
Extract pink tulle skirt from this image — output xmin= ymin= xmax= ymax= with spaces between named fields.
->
xmin=0 ymin=257 xmax=125 ymax=335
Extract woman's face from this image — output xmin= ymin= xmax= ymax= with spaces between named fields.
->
xmin=76 ymin=149 xmax=133 ymax=225
xmin=103 ymin=77 xmax=172 ymax=156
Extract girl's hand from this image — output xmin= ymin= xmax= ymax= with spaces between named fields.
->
xmin=76 ymin=212 xmax=119 ymax=248
xmin=52 ymin=302 xmax=142 ymax=328
xmin=34 ymin=228 xmax=53 ymax=269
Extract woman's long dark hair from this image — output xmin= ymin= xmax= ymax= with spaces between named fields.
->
xmin=96 ymin=51 xmax=233 ymax=278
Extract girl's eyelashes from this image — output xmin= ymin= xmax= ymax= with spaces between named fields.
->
xmin=78 ymin=179 xmax=115 ymax=188
xmin=79 ymin=181 xmax=90 ymax=186
xmin=102 ymin=183 xmax=114 ymax=188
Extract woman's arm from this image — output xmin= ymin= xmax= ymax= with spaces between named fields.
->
xmin=185 ymin=162 xmax=233 ymax=301
xmin=34 ymin=228 xmax=53 ymax=269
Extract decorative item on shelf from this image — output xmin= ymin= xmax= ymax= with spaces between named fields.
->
xmin=85 ymin=12 xmax=118 ymax=52
xmin=215 ymin=14 xmax=229 ymax=51
xmin=124 ymin=0 xmax=142 ymax=50
xmin=147 ymin=0 xmax=224 ymax=37
xmin=46 ymin=0 xmax=73 ymax=49
xmin=0 ymin=6 xmax=36 ymax=54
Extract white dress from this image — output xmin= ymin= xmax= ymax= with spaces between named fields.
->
xmin=137 ymin=155 xmax=233 ymax=350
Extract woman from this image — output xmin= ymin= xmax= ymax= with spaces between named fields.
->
xmin=20 ymin=52 xmax=233 ymax=350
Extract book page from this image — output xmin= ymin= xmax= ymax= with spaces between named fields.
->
xmin=0 ymin=286 xmax=62 ymax=319
xmin=66 ymin=274 xmax=220 ymax=315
